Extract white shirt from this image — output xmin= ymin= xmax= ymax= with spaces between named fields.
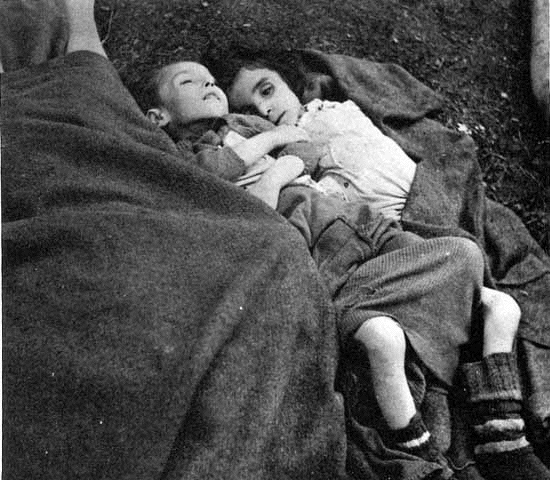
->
xmin=298 ymin=99 xmax=416 ymax=220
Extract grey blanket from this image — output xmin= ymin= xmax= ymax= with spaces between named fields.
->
xmin=2 ymin=52 xmax=353 ymax=480
xmin=296 ymin=47 xmax=550 ymax=455
xmin=2 ymin=4 xmax=548 ymax=476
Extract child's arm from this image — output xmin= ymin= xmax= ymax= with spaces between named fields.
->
xmin=246 ymin=155 xmax=305 ymax=209
xmin=177 ymin=135 xmax=247 ymax=181
xmin=231 ymin=125 xmax=310 ymax=168
xmin=176 ymin=125 xmax=308 ymax=183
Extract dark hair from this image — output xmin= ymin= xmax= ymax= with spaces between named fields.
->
xmin=132 ymin=67 xmax=164 ymax=113
xmin=202 ymin=44 xmax=307 ymax=98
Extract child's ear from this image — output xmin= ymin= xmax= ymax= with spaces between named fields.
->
xmin=146 ymin=108 xmax=170 ymax=127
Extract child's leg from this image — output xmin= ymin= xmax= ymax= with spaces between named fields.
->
xmin=353 ymin=316 xmax=442 ymax=462
xmin=64 ymin=0 xmax=107 ymax=58
xmin=354 ymin=317 xmax=415 ymax=429
xmin=461 ymin=289 xmax=550 ymax=480
xmin=480 ymin=287 xmax=520 ymax=356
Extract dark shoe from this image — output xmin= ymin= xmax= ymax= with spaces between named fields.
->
xmin=476 ymin=445 xmax=550 ymax=480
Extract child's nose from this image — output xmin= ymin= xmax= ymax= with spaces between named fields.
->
xmin=258 ymin=103 xmax=272 ymax=118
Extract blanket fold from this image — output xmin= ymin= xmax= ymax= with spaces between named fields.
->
xmin=2 ymin=52 xmax=351 ymax=480
xmin=296 ymin=47 xmax=550 ymax=468
xmin=299 ymin=48 xmax=550 ymax=347
xmin=2 ymin=8 xmax=549 ymax=476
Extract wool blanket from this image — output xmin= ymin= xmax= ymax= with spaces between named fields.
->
xmin=295 ymin=47 xmax=550 ymax=454
xmin=1 ymin=52 xmax=353 ymax=480
xmin=4 ymin=46 xmax=457 ymax=480
xmin=2 ymin=13 xmax=549 ymax=476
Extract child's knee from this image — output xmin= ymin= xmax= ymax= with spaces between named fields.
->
xmin=433 ymin=237 xmax=485 ymax=287
xmin=452 ymin=237 xmax=485 ymax=272
xmin=482 ymin=287 xmax=521 ymax=332
xmin=354 ymin=316 xmax=406 ymax=358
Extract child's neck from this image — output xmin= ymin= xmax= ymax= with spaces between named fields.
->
xmin=165 ymin=116 xmax=222 ymax=142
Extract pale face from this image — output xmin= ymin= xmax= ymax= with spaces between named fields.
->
xmin=228 ymin=67 xmax=303 ymax=126
xmin=157 ymin=61 xmax=229 ymax=126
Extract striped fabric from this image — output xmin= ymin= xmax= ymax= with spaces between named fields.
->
xmin=463 ymin=353 xmax=529 ymax=454
xmin=386 ymin=412 xmax=445 ymax=465
xmin=473 ymin=418 xmax=528 ymax=455
xmin=461 ymin=352 xmax=550 ymax=479
xmin=475 ymin=437 xmax=530 ymax=455
xmin=396 ymin=430 xmax=432 ymax=450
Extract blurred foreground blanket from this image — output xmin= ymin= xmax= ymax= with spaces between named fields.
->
xmin=296 ymin=48 xmax=550 ymax=455
xmin=0 ymin=0 xmax=68 ymax=71
xmin=1 ymin=52 xmax=353 ymax=480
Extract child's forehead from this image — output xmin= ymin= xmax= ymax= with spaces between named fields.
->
xmin=159 ymin=61 xmax=213 ymax=83
xmin=230 ymin=67 xmax=283 ymax=101
xmin=240 ymin=65 xmax=281 ymax=81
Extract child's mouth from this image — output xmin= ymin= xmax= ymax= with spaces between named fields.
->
xmin=275 ymin=112 xmax=286 ymax=125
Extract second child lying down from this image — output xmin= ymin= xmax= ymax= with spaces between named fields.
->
xmin=139 ymin=59 xmax=549 ymax=480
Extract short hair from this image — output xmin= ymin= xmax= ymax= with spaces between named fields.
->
xmin=131 ymin=56 xmax=200 ymax=114
xmin=127 ymin=66 xmax=165 ymax=114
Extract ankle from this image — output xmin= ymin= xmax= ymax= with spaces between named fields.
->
xmin=385 ymin=412 xmax=442 ymax=462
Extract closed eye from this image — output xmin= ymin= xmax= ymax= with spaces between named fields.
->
xmin=259 ymin=83 xmax=274 ymax=97
xmin=179 ymin=80 xmax=192 ymax=86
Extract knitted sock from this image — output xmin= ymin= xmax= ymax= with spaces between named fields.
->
xmin=386 ymin=412 xmax=443 ymax=464
xmin=461 ymin=352 xmax=550 ymax=480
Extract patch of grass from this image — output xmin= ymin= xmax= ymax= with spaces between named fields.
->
xmin=97 ymin=0 xmax=549 ymax=253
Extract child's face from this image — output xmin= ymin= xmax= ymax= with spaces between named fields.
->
xmin=228 ymin=67 xmax=303 ymax=126
xmin=156 ymin=61 xmax=229 ymax=126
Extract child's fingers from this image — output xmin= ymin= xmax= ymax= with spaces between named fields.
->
xmin=277 ymin=155 xmax=305 ymax=177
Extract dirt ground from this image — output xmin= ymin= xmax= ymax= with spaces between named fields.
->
xmin=96 ymin=0 xmax=549 ymax=253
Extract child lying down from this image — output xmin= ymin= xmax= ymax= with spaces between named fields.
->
xmin=140 ymin=59 xmax=550 ymax=480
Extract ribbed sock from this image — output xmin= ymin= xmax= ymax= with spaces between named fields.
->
xmin=387 ymin=412 xmax=443 ymax=463
xmin=461 ymin=352 xmax=550 ymax=480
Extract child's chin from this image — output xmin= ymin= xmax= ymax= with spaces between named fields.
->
xmin=213 ymin=106 xmax=229 ymax=116
xmin=279 ymin=116 xmax=297 ymax=126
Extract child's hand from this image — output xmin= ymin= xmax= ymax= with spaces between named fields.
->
xmin=271 ymin=125 xmax=311 ymax=145
xmin=232 ymin=126 xmax=309 ymax=168
xmin=264 ymin=155 xmax=305 ymax=187
xmin=246 ymin=155 xmax=305 ymax=209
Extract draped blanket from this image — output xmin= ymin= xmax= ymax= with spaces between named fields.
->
xmin=298 ymin=49 xmax=550 ymax=319
xmin=2 ymin=23 xmax=549 ymax=480
xmin=295 ymin=48 xmax=550 ymax=452
xmin=2 ymin=52 xmax=351 ymax=480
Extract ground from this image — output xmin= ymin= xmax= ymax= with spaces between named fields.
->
xmin=96 ymin=0 xmax=549 ymax=253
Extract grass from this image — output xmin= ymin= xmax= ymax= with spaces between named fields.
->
xmin=96 ymin=0 xmax=549 ymax=253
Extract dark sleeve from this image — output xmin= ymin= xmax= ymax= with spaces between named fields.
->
xmin=224 ymin=113 xmax=275 ymax=136
xmin=175 ymin=131 xmax=246 ymax=181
